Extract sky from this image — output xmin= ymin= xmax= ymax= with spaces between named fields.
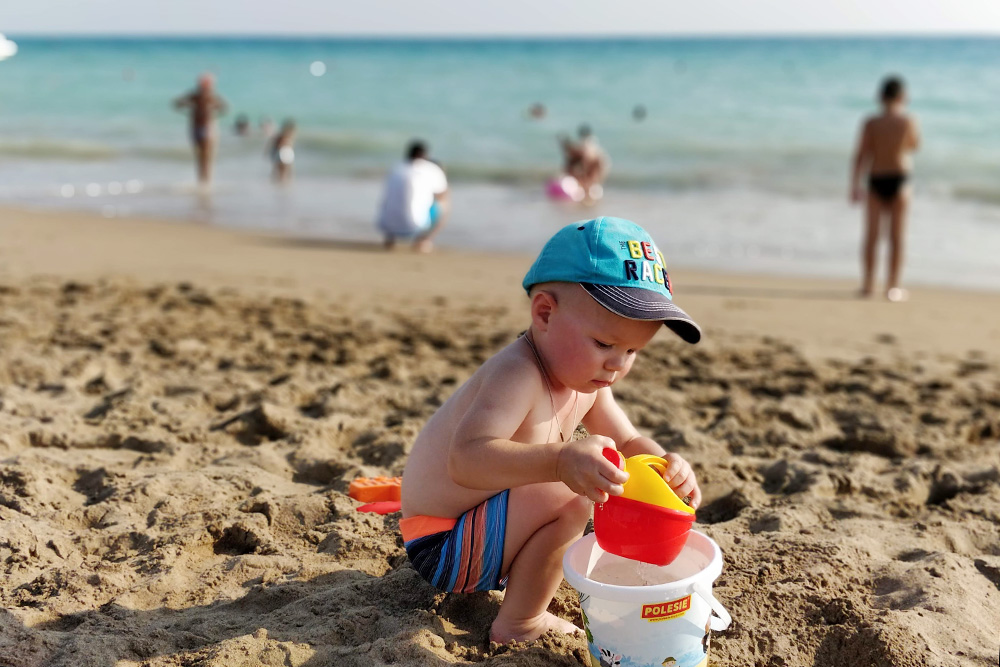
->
xmin=3 ymin=0 xmax=1000 ymax=36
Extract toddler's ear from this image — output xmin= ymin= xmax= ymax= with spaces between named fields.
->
xmin=530 ymin=290 xmax=557 ymax=329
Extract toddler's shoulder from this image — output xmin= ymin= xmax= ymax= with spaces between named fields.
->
xmin=477 ymin=338 xmax=545 ymax=389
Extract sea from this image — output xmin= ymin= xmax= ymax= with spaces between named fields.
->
xmin=1 ymin=36 xmax=999 ymax=289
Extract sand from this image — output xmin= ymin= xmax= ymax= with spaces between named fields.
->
xmin=0 ymin=207 xmax=998 ymax=666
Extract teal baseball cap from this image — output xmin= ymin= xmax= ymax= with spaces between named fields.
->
xmin=522 ymin=217 xmax=701 ymax=344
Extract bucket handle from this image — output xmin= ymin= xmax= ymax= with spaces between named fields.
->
xmin=693 ymin=582 xmax=732 ymax=632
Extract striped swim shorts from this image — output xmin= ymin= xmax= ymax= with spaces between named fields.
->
xmin=400 ymin=490 xmax=509 ymax=593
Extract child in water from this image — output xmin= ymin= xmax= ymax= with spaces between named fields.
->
xmin=270 ymin=119 xmax=296 ymax=183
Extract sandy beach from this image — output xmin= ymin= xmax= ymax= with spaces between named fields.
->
xmin=1 ymin=206 xmax=998 ymax=666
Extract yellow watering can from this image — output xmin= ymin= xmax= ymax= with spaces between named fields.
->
xmin=606 ymin=450 xmax=695 ymax=514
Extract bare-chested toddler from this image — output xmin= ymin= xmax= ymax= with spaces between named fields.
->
xmin=400 ymin=216 xmax=703 ymax=644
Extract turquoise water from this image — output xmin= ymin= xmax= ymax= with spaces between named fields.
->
xmin=1 ymin=37 xmax=1000 ymax=288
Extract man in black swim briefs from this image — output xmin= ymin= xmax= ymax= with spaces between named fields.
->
xmin=850 ymin=75 xmax=921 ymax=302
xmin=868 ymin=173 xmax=907 ymax=203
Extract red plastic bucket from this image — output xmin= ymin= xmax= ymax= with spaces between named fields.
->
xmin=593 ymin=494 xmax=696 ymax=566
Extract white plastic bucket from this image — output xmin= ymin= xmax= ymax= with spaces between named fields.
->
xmin=563 ymin=530 xmax=731 ymax=667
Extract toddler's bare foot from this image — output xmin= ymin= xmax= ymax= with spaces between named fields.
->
xmin=490 ymin=611 xmax=583 ymax=644
xmin=414 ymin=238 xmax=433 ymax=253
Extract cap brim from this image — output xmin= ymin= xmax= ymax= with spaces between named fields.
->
xmin=581 ymin=283 xmax=702 ymax=344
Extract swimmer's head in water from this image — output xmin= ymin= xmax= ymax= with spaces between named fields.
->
xmin=880 ymin=75 xmax=904 ymax=103
xmin=577 ymin=124 xmax=592 ymax=139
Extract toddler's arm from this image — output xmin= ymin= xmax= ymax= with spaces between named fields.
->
xmin=583 ymin=387 xmax=702 ymax=508
xmin=448 ymin=358 xmax=627 ymax=502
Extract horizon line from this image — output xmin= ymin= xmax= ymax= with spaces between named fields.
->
xmin=6 ymin=31 xmax=1000 ymax=40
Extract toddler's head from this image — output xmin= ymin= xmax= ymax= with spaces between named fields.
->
xmin=523 ymin=216 xmax=701 ymax=345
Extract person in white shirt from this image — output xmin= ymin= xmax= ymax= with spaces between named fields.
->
xmin=377 ymin=141 xmax=450 ymax=253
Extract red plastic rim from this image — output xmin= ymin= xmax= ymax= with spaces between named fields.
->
xmin=593 ymin=494 xmax=695 ymax=566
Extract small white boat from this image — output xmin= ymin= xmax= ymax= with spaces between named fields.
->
xmin=0 ymin=34 xmax=17 ymax=61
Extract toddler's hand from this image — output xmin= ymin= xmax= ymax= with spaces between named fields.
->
xmin=662 ymin=453 xmax=702 ymax=509
xmin=556 ymin=435 xmax=629 ymax=503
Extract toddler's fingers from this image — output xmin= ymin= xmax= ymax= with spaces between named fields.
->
xmin=671 ymin=475 xmax=698 ymax=501
xmin=596 ymin=472 xmax=625 ymax=497
xmin=689 ymin=485 xmax=702 ymax=510
xmin=664 ymin=463 xmax=690 ymax=485
xmin=603 ymin=464 xmax=629 ymax=485
xmin=588 ymin=488 xmax=609 ymax=503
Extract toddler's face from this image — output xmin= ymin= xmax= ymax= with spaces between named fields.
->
xmin=545 ymin=290 xmax=660 ymax=393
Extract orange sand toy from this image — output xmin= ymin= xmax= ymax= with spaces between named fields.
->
xmin=348 ymin=476 xmax=402 ymax=503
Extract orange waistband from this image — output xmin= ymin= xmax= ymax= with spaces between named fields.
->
xmin=399 ymin=515 xmax=458 ymax=542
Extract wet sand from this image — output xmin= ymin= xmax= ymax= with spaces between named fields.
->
xmin=0 ymin=207 xmax=998 ymax=666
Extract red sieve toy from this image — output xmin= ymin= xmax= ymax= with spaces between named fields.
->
xmin=593 ymin=448 xmax=696 ymax=566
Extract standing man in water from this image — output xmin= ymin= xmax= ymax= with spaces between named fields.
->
xmin=850 ymin=75 xmax=920 ymax=302
xmin=174 ymin=73 xmax=228 ymax=185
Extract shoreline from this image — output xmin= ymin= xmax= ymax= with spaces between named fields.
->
xmin=2 ymin=204 xmax=999 ymax=362
xmin=5 ymin=167 xmax=1000 ymax=296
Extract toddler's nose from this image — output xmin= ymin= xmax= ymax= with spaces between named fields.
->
xmin=605 ymin=353 xmax=627 ymax=371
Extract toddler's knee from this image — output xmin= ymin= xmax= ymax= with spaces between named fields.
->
xmin=562 ymin=494 xmax=592 ymax=528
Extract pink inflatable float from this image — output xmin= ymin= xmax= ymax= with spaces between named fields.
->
xmin=545 ymin=175 xmax=603 ymax=203
xmin=545 ymin=175 xmax=585 ymax=202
